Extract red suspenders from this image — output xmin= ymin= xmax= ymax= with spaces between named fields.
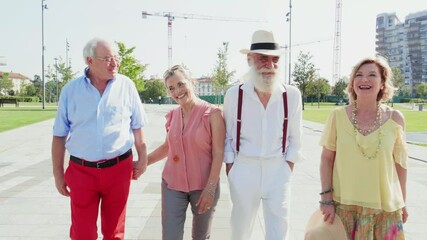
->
xmin=236 ymin=84 xmax=289 ymax=154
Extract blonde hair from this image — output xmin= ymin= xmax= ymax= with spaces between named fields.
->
xmin=345 ymin=56 xmax=396 ymax=102
xmin=163 ymin=65 xmax=191 ymax=82
xmin=163 ymin=65 xmax=196 ymax=96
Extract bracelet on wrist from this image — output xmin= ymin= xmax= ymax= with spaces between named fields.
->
xmin=204 ymin=188 xmax=215 ymax=198
xmin=205 ymin=181 xmax=217 ymax=191
xmin=207 ymin=181 xmax=217 ymax=187
xmin=319 ymin=188 xmax=333 ymax=195
xmin=319 ymin=200 xmax=334 ymax=206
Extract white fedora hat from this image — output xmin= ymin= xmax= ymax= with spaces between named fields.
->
xmin=240 ymin=30 xmax=284 ymax=56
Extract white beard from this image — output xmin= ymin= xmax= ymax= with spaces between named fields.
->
xmin=242 ymin=66 xmax=282 ymax=93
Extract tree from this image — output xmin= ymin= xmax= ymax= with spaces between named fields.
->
xmin=32 ymin=74 xmax=43 ymax=100
xmin=56 ymin=59 xmax=76 ymax=85
xmin=305 ymin=77 xmax=331 ymax=102
xmin=24 ymin=84 xmax=36 ymax=96
xmin=45 ymin=80 xmax=57 ymax=103
xmin=116 ymin=42 xmax=147 ymax=93
xmin=391 ymin=67 xmax=404 ymax=96
xmin=333 ymin=78 xmax=348 ymax=99
xmin=0 ymin=72 xmax=14 ymax=95
xmin=317 ymin=77 xmax=331 ymax=99
xmin=292 ymin=52 xmax=317 ymax=109
xmin=212 ymin=42 xmax=235 ymax=103
xmin=140 ymin=79 xmax=167 ymax=103
xmin=415 ymin=83 xmax=427 ymax=98
xmin=400 ymin=85 xmax=411 ymax=97
xmin=45 ymin=65 xmax=58 ymax=103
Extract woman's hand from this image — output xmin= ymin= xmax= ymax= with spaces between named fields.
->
xmin=196 ymin=189 xmax=215 ymax=214
xmin=402 ymin=207 xmax=408 ymax=223
xmin=225 ymin=163 xmax=233 ymax=176
xmin=320 ymin=204 xmax=335 ymax=224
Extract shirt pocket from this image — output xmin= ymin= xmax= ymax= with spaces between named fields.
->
xmin=104 ymin=106 xmax=123 ymax=126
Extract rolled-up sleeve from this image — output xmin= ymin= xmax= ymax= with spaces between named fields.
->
xmin=223 ymin=86 xmax=238 ymax=163
xmin=130 ymin=83 xmax=147 ymax=129
xmin=283 ymin=86 xmax=303 ymax=163
xmin=53 ymin=84 xmax=70 ymax=137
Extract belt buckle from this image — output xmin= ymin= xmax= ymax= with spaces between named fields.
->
xmin=96 ymin=161 xmax=107 ymax=169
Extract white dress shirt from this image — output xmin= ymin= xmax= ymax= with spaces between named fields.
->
xmin=223 ymin=81 xmax=302 ymax=163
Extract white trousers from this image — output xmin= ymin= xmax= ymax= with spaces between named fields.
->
xmin=228 ymin=155 xmax=292 ymax=240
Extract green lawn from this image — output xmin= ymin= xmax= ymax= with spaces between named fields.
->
xmin=0 ymin=102 xmax=425 ymax=133
xmin=0 ymin=103 xmax=57 ymax=133
xmin=409 ymin=142 xmax=427 ymax=147
xmin=303 ymin=103 xmax=427 ymax=132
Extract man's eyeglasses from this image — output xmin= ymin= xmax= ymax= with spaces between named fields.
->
xmin=94 ymin=56 xmax=122 ymax=63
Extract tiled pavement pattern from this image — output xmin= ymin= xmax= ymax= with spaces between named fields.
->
xmin=0 ymin=104 xmax=425 ymax=239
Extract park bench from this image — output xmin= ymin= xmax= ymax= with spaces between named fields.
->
xmin=0 ymin=98 xmax=19 ymax=107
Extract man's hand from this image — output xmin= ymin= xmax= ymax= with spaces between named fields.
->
xmin=54 ymin=175 xmax=70 ymax=197
xmin=132 ymin=160 xmax=147 ymax=180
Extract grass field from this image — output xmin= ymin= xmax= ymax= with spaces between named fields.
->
xmin=303 ymin=103 xmax=427 ymax=132
xmin=0 ymin=102 xmax=425 ymax=133
xmin=0 ymin=103 xmax=57 ymax=133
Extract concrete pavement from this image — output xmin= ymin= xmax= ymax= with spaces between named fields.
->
xmin=0 ymin=104 xmax=426 ymax=239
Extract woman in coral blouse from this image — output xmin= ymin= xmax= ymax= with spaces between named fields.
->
xmin=319 ymin=56 xmax=408 ymax=239
xmin=148 ymin=65 xmax=225 ymax=240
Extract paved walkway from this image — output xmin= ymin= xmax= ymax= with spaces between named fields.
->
xmin=0 ymin=104 xmax=426 ymax=239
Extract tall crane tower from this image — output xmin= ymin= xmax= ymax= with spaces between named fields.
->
xmin=142 ymin=11 xmax=261 ymax=68
xmin=332 ymin=0 xmax=342 ymax=85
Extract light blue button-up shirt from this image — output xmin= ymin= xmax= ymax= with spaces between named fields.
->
xmin=53 ymin=69 xmax=147 ymax=161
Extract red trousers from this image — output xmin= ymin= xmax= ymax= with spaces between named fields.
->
xmin=64 ymin=155 xmax=133 ymax=240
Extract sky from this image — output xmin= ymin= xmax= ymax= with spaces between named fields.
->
xmin=1 ymin=0 xmax=426 ymax=84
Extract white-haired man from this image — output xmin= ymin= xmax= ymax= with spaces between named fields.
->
xmin=52 ymin=38 xmax=148 ymax=239
xmin=224 ymin=30 xmax=302 ymax=240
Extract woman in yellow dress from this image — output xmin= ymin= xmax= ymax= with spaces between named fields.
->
xmin=319 ymin=56 xmax=408 ymax=239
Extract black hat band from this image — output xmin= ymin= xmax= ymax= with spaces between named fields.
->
xmin=250 ymin=42 xmax=279 ymax=51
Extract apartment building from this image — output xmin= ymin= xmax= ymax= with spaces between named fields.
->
xmin=376 ymin=10 xmax=427 ymax=95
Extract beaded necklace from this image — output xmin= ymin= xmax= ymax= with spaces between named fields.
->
xmin=352 ymin=102 xmax=382 ymax=135
xmin=351 ymin=102 xmax=382 ymax=160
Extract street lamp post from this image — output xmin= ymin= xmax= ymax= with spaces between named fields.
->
xmin=66 ymin=39 xmax=70 ymax=68
xmin=286 ymin=0 xmax=292 ymax=85
xmin=54 ymin=57 xmax=58 ymax=105
xmin=41 ymin=0 xmax=47 ymax=109
xmin=302 ymin=78 xmax=305 ymax=110
xmin=317 ymin=77 xmax=321 ymax=109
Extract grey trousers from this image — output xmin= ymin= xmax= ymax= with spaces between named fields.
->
xmin=161 ymin=181 xmax=220 ymax=240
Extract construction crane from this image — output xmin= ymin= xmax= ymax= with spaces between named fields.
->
xmin=142 ymin=11 xmax=262 ymax=68
xmin=332 ymin=0 xmax=342 ymax=85
xmin=281 ymin=38 xmax=333 ymax=84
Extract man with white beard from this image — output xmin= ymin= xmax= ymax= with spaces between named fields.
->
xmin=223 ymin=30 xmax=303 ymax=240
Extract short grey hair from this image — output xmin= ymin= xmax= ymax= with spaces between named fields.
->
xmin=82 ymin=38 xmax=117 ymax=65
